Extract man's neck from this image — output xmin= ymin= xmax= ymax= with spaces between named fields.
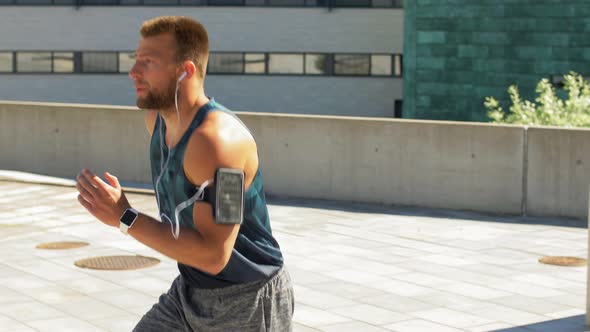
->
xmin=159 ymin=93 xmax=210 ymax=148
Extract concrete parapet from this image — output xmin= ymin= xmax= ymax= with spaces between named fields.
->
xmin=241 ymin=113 xmax=524 ymax=214
xmin=1 ymin=100 xmax=589 ymax=219
xmin=527 ymin=127 xmax=590 ymax=218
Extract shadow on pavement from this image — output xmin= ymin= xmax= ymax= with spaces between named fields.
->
xmin=267 ymin=195 xmax=587 ymax=229
xmin=492 ymin=315 xmax=589 ymax=332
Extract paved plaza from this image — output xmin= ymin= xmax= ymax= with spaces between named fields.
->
xmin=0 ymin=172 xmax=588 ymax=332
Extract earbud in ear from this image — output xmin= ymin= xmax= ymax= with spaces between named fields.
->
xmin=178 ymin=71 xmax=187 ymax=82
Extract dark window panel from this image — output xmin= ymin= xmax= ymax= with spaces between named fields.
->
xmin=118 ymin=52 xmax=135 ymax=73
xmin=17 ymin=52 xmax=52 ymax=72
xmin=244 ymin=53 xmax=265 ymax=74
xmin=142 ymin=0 xmax=177 ymax=4
xmin=179 ymin=0 xmax=207 ymax=4
xmin=381 ymin=0 xmax=403 ymax=7
xmin=0 ymin=52 xmax=12 ymax=72
xmin=371 ymin=0 xmax=393 ymax=7
xmin=16 ymin=0 xmax=52 ymax=3
xmin=304 ymin=54 xmax=327 ymax=75
xmin=81 ymin=0 xmax=120 ymax=4
xmin=208 ymin=0 xmax=244 ymax=4
xmin=334 ymin=54 xmax=370 ymax=75
xmin=208 ymin=53 xmax=244 ymax=73
xmin=53 ymin=52 xmax=74 ymax=73
xmin=371 ymin=55 xmax=392 ymax=76
xmin=268 ymin=0 xmax=304 ymax=6
xmin=305 ymin=0 xmax=328 ymax=6
xmin=394 ymin=54 xmax=403 ymax=77
xmin=268 ymin=53 xmax=303 ymax=74
xmin=331 ymin=0 xmax=370 ymax=7
xmin=82 ymin=52 xmax=117 ymax=73
xmin=244 ymin=0 xmax=265 ymax=6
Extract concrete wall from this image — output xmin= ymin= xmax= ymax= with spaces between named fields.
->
xmin=527 ymin=127 xmax=590 ymax=218
xmin=0 ymin=6 xmax=403 ymax=117
xmin=0 ymin=102 xmax=151 ymax=183
xmin=0 ymin=7 xmax=403 ymax=53
xmin=0 ymin=75 xmax=402 ymax=117
xmin=243 ymin=114 xmax=524 ymax=214
xmin=1 ymin=101 xmax=588 ymax=219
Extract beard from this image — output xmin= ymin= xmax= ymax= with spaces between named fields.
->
xmin=136 ymin=75 xmax=176 ymax=110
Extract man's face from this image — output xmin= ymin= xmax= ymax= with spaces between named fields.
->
xmin=129 ymin=33 xmax=179 ymax=110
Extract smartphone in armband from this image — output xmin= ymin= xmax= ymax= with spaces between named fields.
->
xmin=214 ymin=168 xmax=244 ymax=225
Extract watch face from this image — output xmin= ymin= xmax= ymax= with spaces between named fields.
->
xmin=120 ymin=209 xmax=138 ymax=226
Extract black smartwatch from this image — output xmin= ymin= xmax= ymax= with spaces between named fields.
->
xmin=119 ymin=208 xmax=139 ymax=235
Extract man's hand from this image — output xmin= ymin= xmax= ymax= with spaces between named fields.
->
xmin=76 ymin=169 xmax=131 ymax=228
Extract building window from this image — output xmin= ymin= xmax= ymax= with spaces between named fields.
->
xmin=1 ymin=0 xmax=402 ymax=6
xmin=393 ymin=54 xmax=403 ymax=77
xmin=268 ymin=53 xmax=303 ymax=74
xmin=334 ymin=54 xmax=370 ymax=76
xmin=331 ymin=0 xmax=370 ymax=7
xmin=2 ymin=50 xmax=402 ymax=77
xmin=208 ymin=53 xmax=244 ymax=74
xmin=371 ymin=0 xmax=401 ymax=7
xmin=118 ymin=52 xmax=135 ymax=73
xmin=53 ymin=52 xmax=74 ymax=73
xmin=179 ymin=0 xmax=207 ymax=4
xmin=268 ymin=0 xmax=305 ymax=6
xmin=371 ymin=54 xmax=392 ymax=76
xmin=141 ymin=0 xmax=171 ymax=4
xmin=304 ymin=0 xmax=327 ymax=5
xmin=82 ymin=0 xmax=120 ymax=4
xmin=208 ymin=0 xmax=244 ymax=5
xmin=304 ymin=54 xmax=327 ymax=75
xmin=0 ymin=52 xmax=13 ymax=73
xmin=82 ymin=52 xmax=117 ymax=73
xmin=17 ymin=52 xmax=52 ymax=73
xmin=16 ymin=0 xmax=52 ymax=4
xmin=244 ymin=53 xmax=266 ymax=74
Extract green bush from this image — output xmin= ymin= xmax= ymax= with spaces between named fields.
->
xmin=485 ymin=72 xmax=590 ymax=127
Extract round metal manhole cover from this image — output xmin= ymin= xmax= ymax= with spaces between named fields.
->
xmin=36 ymin=241 xmax=89 ymax=250
xmin=74 ymin=255 xmax=160 ymax=271
xmin=539 ymin=256 xmax=587 ymax=267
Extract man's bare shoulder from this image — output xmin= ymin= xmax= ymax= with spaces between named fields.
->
xmin=199 ymin=111 xmax=255 ymax=147
xmin=183 ymin=111 xmax=257 ymax=186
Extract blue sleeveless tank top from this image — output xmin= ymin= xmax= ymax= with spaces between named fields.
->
xmin=149 ymin=99 xmax=283 ymax=289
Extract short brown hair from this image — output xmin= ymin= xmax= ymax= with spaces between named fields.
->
xmin=140 ymin=16 xmax=209 ymax=78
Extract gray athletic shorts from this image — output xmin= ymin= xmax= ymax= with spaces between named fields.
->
xmin=133 ymin=267 xmax=294 ymax=332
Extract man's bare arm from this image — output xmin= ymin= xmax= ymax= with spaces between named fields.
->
xmin=76 ymin=112 xmax=256 ymax=275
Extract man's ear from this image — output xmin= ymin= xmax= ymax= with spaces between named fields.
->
xmin=182 ymin=61 xmax=198 ymax=79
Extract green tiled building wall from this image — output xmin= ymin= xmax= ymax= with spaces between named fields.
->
xmin=403 ymin=0 xmax=590 ymax=121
